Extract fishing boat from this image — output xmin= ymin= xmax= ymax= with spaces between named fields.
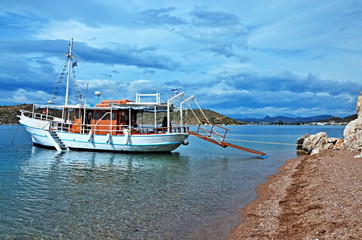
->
xmin=19 ymin=39 xmax=267 ymax=157
xmin=19 ymin=39 xmax=191 ymax=152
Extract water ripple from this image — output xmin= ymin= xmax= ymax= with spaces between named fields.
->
xmin=0 ymin=125 xmax=344 ymax=239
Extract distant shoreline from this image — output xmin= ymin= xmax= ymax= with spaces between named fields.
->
xmin=227 ymin=149 xmax=362 ymax=239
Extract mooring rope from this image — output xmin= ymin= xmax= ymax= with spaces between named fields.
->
xmin=225 ymin=138 xmax=300 ymax=146
xmin=11 ymin=125 xmax=20 ymax=146
xmin=227 ymin=134 xmax=301 ymax=137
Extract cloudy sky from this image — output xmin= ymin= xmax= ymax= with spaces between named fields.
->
xmin=1 ymin=0 xmax=361 ymax=118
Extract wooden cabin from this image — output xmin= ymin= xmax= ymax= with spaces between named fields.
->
xmin=70 ymin=100 xmax=139 ymax=135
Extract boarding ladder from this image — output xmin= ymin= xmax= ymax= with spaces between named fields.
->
xmin=48 ymin=131 xmax=69 ymax=152
xmin=189 ymin=121 xmax=267 ymax=158
xmin=157 ymin=91 xmax=268 ymax=157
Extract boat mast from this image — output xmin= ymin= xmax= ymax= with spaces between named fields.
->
xmin=65 ymin=38 xmax=73 ymax=106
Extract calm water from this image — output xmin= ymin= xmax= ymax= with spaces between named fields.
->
xmin=0 ymin=125 xmax=344 ymax=239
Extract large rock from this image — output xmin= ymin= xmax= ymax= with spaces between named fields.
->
xmin=357 ymin=92 xmax=362 ymax=115
xmin=342 ymin=91 xmax=362 ymax=152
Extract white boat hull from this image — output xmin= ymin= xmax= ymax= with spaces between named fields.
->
xmin=20 ymin=116 xmax=189 ymax=152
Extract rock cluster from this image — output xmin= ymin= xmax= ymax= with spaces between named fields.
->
xmin=297 ymin=91 xmax=362 ymax=155
xmin=296 ymin=132 xmax=343 ymax=155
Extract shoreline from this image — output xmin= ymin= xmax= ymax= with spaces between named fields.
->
xmin=227 ymin=149 xmax=362 ymax=239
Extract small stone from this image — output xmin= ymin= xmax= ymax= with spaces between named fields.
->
xmin=311 ymin=149 xmax=320 ymax=155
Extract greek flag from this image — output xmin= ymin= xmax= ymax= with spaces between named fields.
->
xmin=171 ymin=87 xmax=180 ymax=94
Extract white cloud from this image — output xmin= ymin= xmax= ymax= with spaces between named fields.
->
xmin=34 ymin=19 xmax=183 ymax=51
xmin=1 ymin=0 xmax=361 ymax=118
xmin=0 ymin=89 xmax=53 ymax=105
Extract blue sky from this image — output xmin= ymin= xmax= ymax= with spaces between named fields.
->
xmin=1 ymin=0 xmax=361 ymax=118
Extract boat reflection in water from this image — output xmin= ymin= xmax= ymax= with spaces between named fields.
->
xmin=14 ymin=146 xmax=201 ymax=239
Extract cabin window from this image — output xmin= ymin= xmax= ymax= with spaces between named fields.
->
xmin=103 ymin=111 xmax=109 ymax=120
xmin=86 ymin=111 xmax=92 ymax=124
xmin=120 ymin=111 xmax=128 ymax=123
xmin=75 ymin=110 xmax=82 ymax=119
xmin=93 ymin=111 xmax=99 ymax=120
xmin=131 ymin=113 xmax=137 ymax=123
xmin=110 ymin=112 xmax=116 ymax=120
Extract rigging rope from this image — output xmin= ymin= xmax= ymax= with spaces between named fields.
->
xmin=187 ymin=106 xmax=203 ymax=125
xmin=39 ymin=59 xmax=68 ymax=103
xmin=72 ymin=63 xmax=82 ymax=105
xmin=194 ymin=99 xmax=210 ymax=124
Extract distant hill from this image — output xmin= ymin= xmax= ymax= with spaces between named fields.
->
xmin=142 ymin=109 xmax=244 ymax=125
xmin=237 ymin=114 xmax=359 ymax=124
xmin=320 ymin=114 xmax=357 ymax=123
xmin=0 ymin=104 xmax=33 ymax=124
xmin=0 ymin=105 xmax=244 ymax=125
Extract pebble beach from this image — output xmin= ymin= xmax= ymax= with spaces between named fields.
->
xmin=227 ymin=149 xmax=362 ymax=239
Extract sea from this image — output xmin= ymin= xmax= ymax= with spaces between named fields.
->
xmin=0 ymin=124 xmax=344 ymax=239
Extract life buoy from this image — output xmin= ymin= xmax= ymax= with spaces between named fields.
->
xmin=42 ymin=109 xmax=48 ymax=114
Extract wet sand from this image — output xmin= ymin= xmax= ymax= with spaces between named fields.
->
xmin=227 ymin=149 xmax=362 ymax=240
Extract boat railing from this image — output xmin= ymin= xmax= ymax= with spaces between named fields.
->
xmin=50 ymin=121 xmax=72 ymax=132
xmin=21 ymin=110 xmax=59 ymax=122
xmin=50 ymin=121 xmax=189 ymax=135
xmin=194 ymin=120 xmax=229 ymax=142
xmin=22 ymin=110 xmax=190 ymax=135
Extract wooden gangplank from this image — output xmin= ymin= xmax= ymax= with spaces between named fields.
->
xmin=189 ymin=131 xmax=224 ymax=146
xmin=219 ymin=141 xmax=267 ymax=157
xmin=189 ymin=131 xmax=268 ymax=158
